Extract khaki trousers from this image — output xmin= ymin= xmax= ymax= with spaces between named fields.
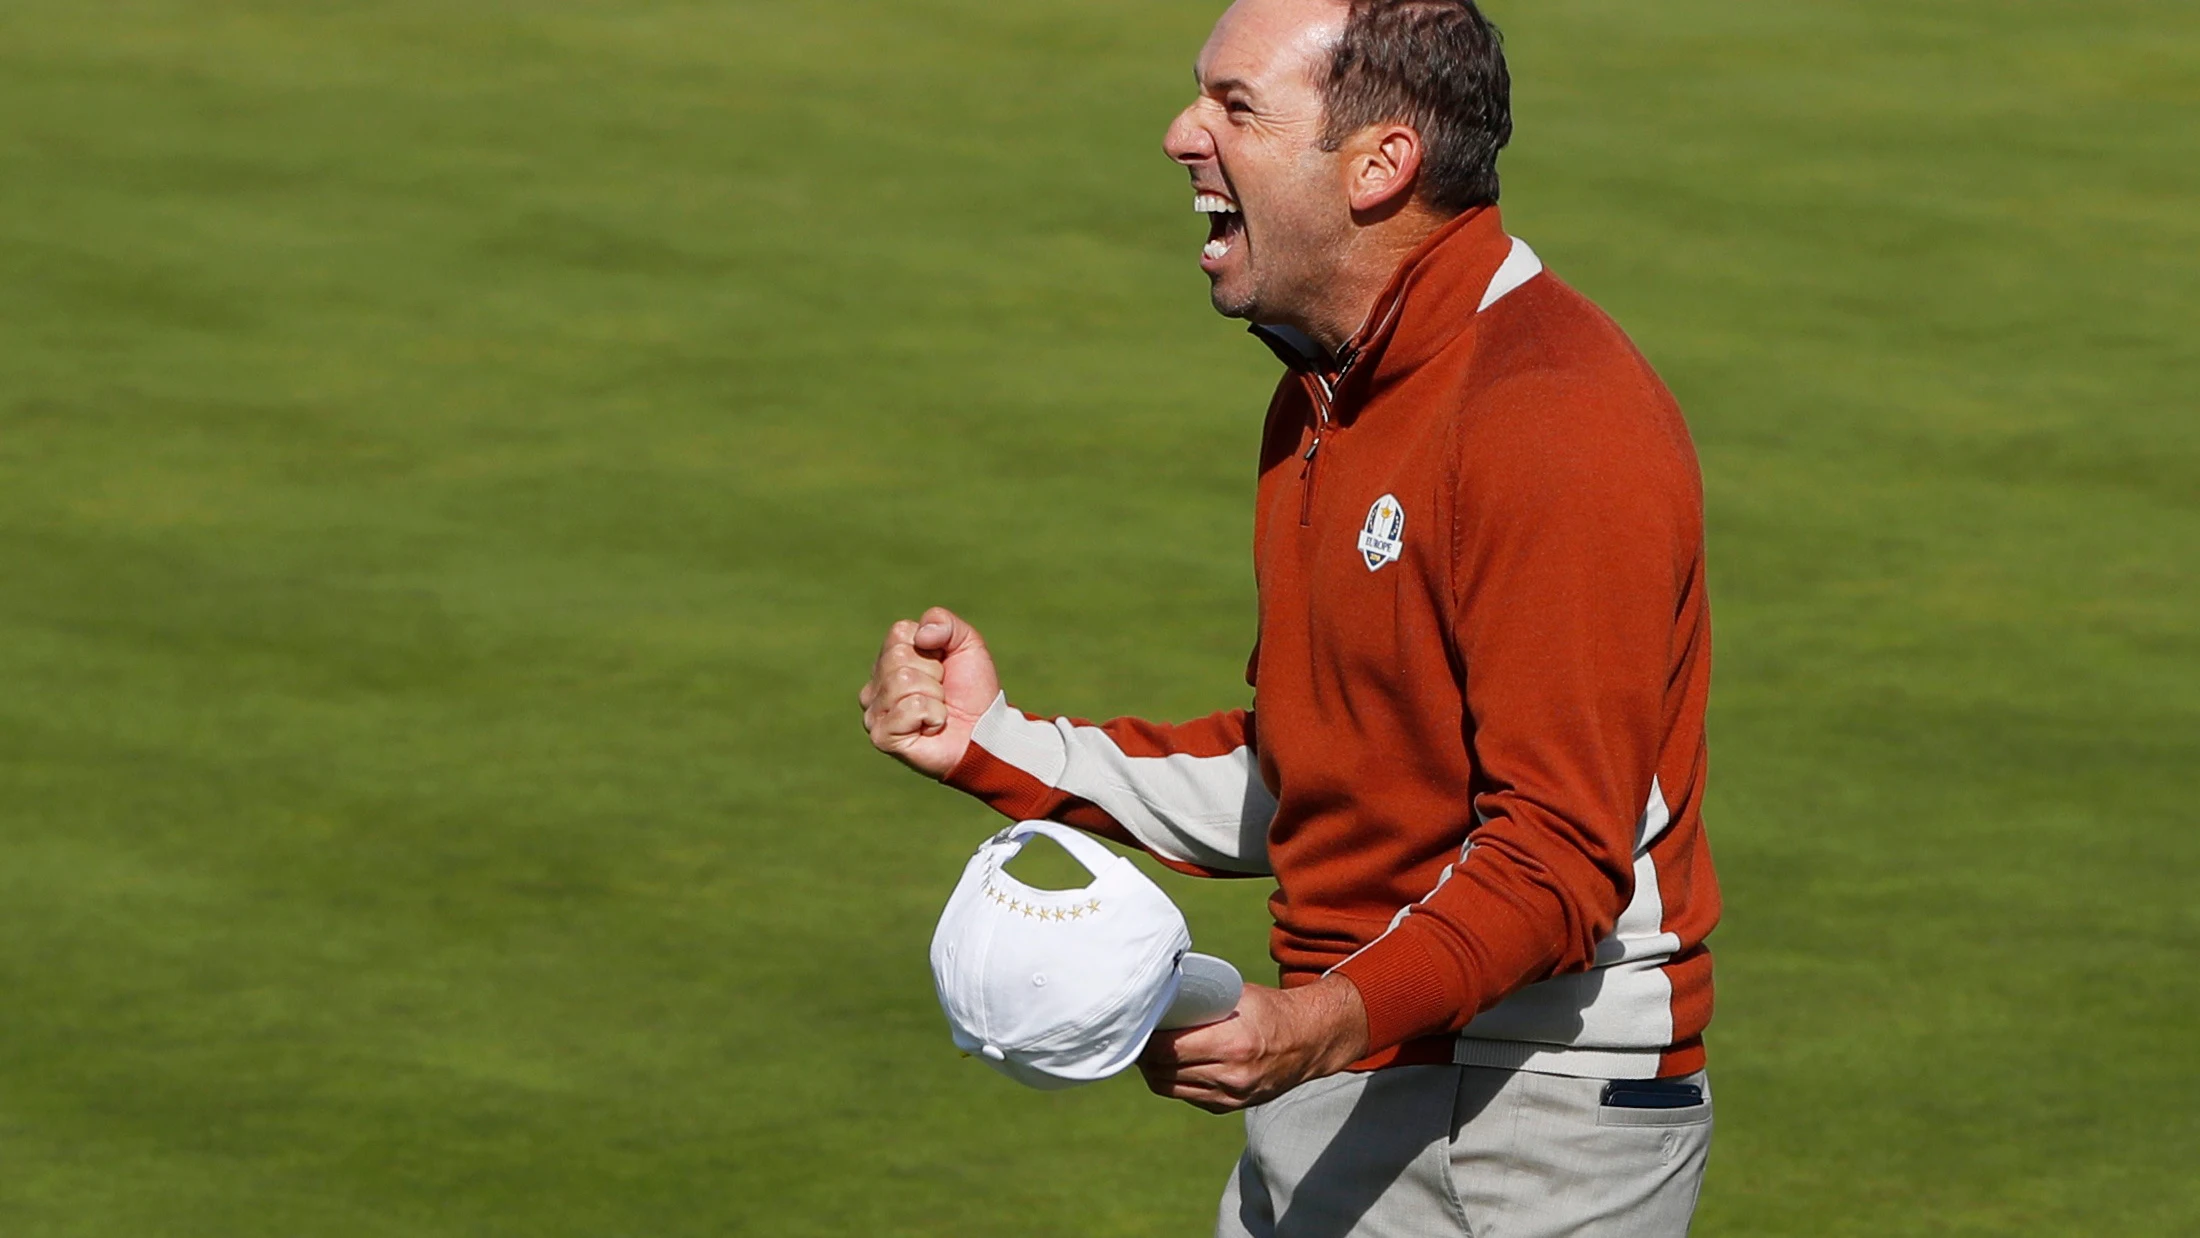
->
xmin=1216 ymin=1064 xmax=1712 ymax=1238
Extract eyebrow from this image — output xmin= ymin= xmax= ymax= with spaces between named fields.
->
xmin=1200 ymin=72 xmax=1256 ymax=99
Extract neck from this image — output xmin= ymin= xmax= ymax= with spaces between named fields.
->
xmin=1291 ymin=206 xmax=1452 ymax=357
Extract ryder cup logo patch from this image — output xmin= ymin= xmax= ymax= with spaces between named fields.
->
xmin=1357 ymin=494 xmax=1405 ymax=571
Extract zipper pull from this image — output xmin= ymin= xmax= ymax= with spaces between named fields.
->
xmin=1298 ymin=436 xmax=1321 ymax=527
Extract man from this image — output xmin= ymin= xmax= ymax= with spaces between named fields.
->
xmin=859 ymin=0 xmax=1720 ymax=1232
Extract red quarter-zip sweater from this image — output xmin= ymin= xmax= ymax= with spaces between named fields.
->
xmin=946 ymin=207 xmax=1719 ymax=1078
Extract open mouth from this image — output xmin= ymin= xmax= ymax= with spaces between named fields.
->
xmin=1196 ymin=192 xmax=1243 ymax=262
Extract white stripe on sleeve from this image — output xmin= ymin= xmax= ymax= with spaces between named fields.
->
xmin=968 ymin=693 xmax=1275 ymax=875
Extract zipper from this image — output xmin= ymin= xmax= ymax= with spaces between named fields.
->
xmin=1287 ymin=321 xmax=1374 ymax=528
xmin=1298 ymin=436 xmax=1320 ymax=526
xmin=1298 ymin=372 xmax=1336 ymax=527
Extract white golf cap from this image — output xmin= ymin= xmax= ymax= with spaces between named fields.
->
xmin=929 ymin=821 xmax=1243 ymax=1090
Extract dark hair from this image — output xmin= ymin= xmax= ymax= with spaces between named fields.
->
xmin=1318 ymin=0 xmax=1512 ymax=214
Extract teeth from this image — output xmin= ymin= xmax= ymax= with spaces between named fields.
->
xmin=1194 ymin=193 xmax=1240 ymax=214
xmin=1203 ymin=237 xmax=1231 ymax=260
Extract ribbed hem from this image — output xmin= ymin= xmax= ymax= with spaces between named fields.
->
xmin=1452 ymin=1036 xmax=1678 ymax=1080
xmin=1659 ymin=1036 xmax=1706 ymax=1078
xmin=1346 ymin=1035 xmax=1706 ymax=1078
xmin=1345 ymin=1034 xmax=1456 ymax=1072
xmin=1331 ymin=919 xmax=1476 ymax=1056
xmin=1311 ymin=950 xmax=1710 ymax=1078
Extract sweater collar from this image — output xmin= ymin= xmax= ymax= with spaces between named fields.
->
xmin=1248 ymin=205 xmax=1534 ymax=391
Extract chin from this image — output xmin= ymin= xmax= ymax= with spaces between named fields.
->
xmin=1208 ymin=279 xmax=1259 ymax=321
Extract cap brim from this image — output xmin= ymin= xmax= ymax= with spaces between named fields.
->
xmin=958 ymin=962 xmax=1192 ymax=1092
xmin=1157 ymin=952 xmax=1244 ymax=1030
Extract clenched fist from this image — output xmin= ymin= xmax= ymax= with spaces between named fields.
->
xmin=858 ymin=606 xmax=1001 ymax=779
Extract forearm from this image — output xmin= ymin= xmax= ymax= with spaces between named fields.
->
xmin=1333 ymin=823 xmax=1620 ymax=1051
xmin=943 ymin=692 xmax=1274 ymax=877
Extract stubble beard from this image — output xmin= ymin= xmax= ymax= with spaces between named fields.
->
xmin=1207 ymin=242 xmax=1273 ymax=322
xmin=1210 ymin=213 xmax=1351 ymax=336
xmin=1210 ymin=279 xmax=1259 ymax=321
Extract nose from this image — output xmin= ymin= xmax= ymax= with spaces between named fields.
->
xmin=1163 ymin=103 xmax=1214 ymax=167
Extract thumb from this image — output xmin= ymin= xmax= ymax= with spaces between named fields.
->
xmin=914 ymin=606 xmax=1002 ymax=710
xmin=913 ymin=606 xmax=986 ymax=659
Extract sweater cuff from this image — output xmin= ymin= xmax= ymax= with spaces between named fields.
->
xmin=943 ymin=701 xmax=1066 ymax=824
xmin=1332 ymin=917 xmax=1481 ymax=1055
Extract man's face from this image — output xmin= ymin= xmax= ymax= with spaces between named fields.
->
xmin=1163 ymin=0 xmax=1351 ymax=325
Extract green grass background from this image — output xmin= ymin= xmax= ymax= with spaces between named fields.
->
xmin=1 ymin=1 xmax=2193 ymax=1233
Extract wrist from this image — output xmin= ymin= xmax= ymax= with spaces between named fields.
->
xmin=1294 ymin=973 xmax=1371 ymax=1077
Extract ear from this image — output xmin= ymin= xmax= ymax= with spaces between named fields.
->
xmin=1343 ymin=124 xmax=1423 ymax=215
